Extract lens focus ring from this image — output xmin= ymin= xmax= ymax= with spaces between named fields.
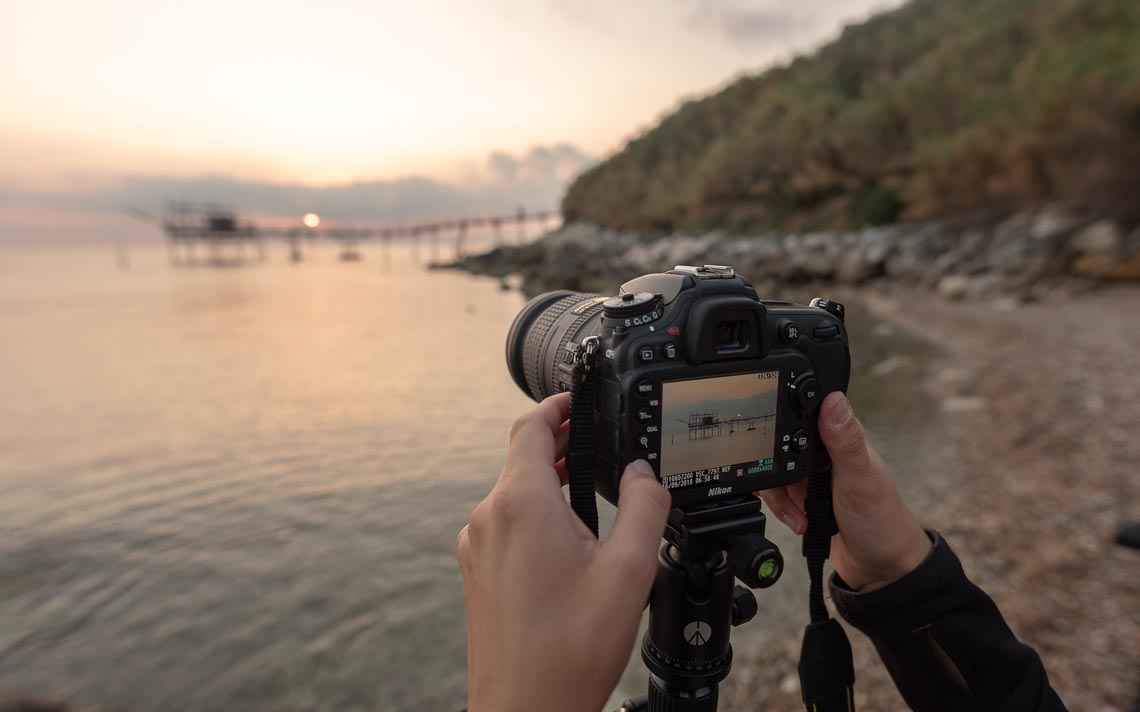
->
xmin=521 ymin=293 xmax=600 ymax=400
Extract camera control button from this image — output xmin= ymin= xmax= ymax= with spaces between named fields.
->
xmin=813 ymin=324 xmax=839 ymax=338
xmin=638 ymin=346 xmax=655 ymax=362
xmin=636 ymin=379 xmax=654 ymax=396
xmin=636 ymin=434 xmax=651 ymax=450
xmin=636 ymin=407 xmax=654 ymax=424
xmin=662 ymin=342 xmax=677 ymax=359
xmin=780 ymin=321 xmax=800 ymax=343
xmin=809 ymin=297 xmax=846 ymax=323
xmin=784 ymin=457 xmax=799 ymax=473
xmin=791 ymin=373 xmax=822 ymax=411
xmin=792 ymin=429 xmax=810 ymax=451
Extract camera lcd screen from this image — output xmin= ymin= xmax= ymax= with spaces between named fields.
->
xmin=659 ymin=371 xmax=780 ymax=491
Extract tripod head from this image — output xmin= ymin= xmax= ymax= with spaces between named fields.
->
xmin=621 ymin=497 xmax=783 ymax=712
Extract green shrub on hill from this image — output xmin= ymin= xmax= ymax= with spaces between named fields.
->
xmin=562 ymin=0 xmax=1140 ymax=233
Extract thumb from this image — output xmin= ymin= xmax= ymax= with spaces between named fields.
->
xmin=602 ymin=460 xmax=671 ymax=579
xmin=818 ymin=392 xmax=873 ymax=479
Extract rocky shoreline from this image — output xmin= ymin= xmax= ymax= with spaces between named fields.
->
xmin=440 ymin=208 xmax=1140 ymax=302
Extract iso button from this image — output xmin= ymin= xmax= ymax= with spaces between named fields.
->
xmin=790 ymin=373 xmax=822 ymax=411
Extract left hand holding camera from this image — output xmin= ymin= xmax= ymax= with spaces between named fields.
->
xmin=458 ymin=392 xmax=672 ymax=712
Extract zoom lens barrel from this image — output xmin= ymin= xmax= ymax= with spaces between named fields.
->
xmin=505 ymin=290 xmax=605 ymax=402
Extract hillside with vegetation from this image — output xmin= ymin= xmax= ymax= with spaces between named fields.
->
xmin=562 ymin=0 xmax=1140 ymax=233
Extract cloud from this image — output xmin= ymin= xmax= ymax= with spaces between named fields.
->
xmin=1 ymin=144 xmax=596 ymax=241
xmin=548 ymin=0 xmax=900 ymax=49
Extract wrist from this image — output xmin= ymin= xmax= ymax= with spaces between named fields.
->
xmin=854 ymin=525 xmax=933 ymax=593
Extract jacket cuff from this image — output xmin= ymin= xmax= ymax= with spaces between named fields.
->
xmin=829 ymin=529 xmax=959 ymax=626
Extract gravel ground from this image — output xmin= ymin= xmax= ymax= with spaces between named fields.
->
xmin=723 ymin=284 xmax=1140 ymax=710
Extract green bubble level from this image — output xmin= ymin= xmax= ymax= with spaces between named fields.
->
xmin=758 ymin=558 xmax=779 ymax=579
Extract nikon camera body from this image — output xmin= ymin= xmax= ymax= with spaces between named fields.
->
xmin=506 ymin=265 xmax=850 ymax=509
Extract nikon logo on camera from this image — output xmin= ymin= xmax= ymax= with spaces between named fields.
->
xmin=708 ymin=486 xmax=733 ymax=497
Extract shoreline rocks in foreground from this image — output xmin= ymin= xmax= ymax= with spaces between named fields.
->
xmin=439 ymin=207 xmax=1140 ymax=301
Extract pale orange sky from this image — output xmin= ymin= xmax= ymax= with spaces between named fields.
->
xmin=0 ymin=0 xmax=900 ymax=238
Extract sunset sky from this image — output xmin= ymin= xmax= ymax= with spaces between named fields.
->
xmin=1 ymin=0 xmax=899 ymax=242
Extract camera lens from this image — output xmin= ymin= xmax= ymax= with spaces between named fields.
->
xmin=715 ymin=320 xmax=748 ymax=353
xmin=505 ymin=291 xmax=605 ymax=401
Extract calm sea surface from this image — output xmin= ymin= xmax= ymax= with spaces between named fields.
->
xmin=0 ymin=244 xmax=542 ymax=711
xmin=0 ymin=243 xmax=932 ymax=711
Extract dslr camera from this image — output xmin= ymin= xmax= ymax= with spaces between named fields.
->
xmin=506 ymin=265 xmax=850 ymax=508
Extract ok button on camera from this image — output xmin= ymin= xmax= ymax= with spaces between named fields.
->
xmin=790 ymin=373 xmax=822 ymax=411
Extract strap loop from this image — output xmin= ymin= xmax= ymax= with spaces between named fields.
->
xmin=799 ymin=467 xmax=856 ymax=710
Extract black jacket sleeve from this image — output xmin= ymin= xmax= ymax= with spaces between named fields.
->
xmin=829 ymin=531 xmax=1066 ymax=711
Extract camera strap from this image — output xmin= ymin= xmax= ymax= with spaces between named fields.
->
xmin=798 ymin=467 xmax=856 ymax=711
xmin=566 ymin=336 xmax=601 ymax=538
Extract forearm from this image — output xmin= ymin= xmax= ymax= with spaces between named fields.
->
xmin=830 ymin=531 xmax=1066 ymax=711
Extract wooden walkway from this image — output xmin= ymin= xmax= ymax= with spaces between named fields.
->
xmin=147 ymin=203 xmax=557 ymax=266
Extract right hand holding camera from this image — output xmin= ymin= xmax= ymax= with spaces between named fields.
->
xmin=759 ymin=392 xmax=932 ymax=592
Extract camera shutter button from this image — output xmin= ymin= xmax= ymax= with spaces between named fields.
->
xmin=791 ymin=373 xmax=822 ymax=411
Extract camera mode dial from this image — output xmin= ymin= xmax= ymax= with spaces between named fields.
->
xmin=604 ymin=291 xmax=660 ymax=325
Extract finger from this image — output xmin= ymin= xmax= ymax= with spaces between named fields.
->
xmin=787 ymin=478 xmax=808 ymax=510
xmin=551 ymin=420 xmax=571 ymax=486
xmin=757 ymin=487 xmax=806 ymax=535
xmin=502 ymin=393 xmax=572 ymax=490
xmin=601 ymin=460 xmax=671 ymax=581
xmin=554 ymin=420 xmax=570 ymax=462
xmin=818 ymin=392 xmax=873 ymax=479
xmin=456 ymin=525 xmax=471 ymax=575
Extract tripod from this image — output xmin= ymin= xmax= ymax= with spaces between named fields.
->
xmin=618 ymin=497 xmax=784 ymax=712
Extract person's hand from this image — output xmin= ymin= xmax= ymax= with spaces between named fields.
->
xmin=758 ymin=392 xmax=932 ymax=592
xmin=458 ymin=393 xmax=671 ymax=712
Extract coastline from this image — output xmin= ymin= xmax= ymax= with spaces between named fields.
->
xmin=438 ymin=209 xmax=1140 ymax=302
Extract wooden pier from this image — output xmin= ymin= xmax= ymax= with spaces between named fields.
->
xmin=156 ymin=202 xmax=558 ymax=267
